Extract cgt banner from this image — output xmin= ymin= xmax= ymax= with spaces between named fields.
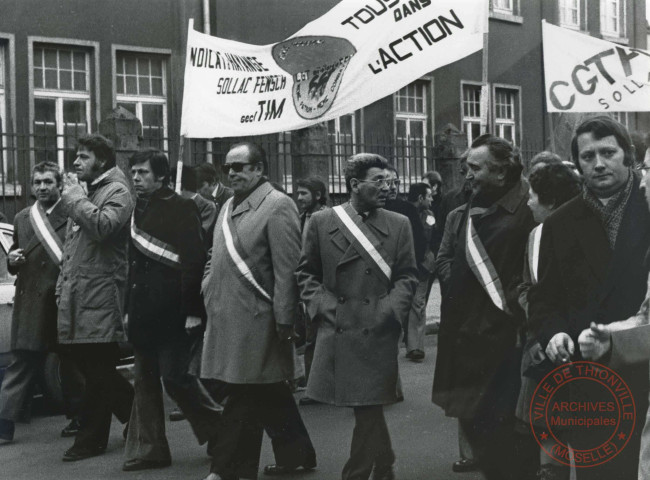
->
xmin=543 ymin=21 xmax=650 ymax=113
xmin=180 ymin=0 xmax=487 ymax=138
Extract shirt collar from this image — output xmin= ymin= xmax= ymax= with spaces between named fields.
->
xmin=45 ymin=198 xmax=61 ymax=215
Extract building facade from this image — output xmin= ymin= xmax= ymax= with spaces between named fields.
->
xmin=0 ymin=0 xmax=647 ymax=217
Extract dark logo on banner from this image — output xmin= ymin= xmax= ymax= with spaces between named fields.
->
xmin=529 ymin=361 xmax=636 ymax=468
xmin=272 ymin=36 xmax=356 ymax=120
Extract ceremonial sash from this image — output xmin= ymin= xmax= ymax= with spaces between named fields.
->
xmin=465 ymin=213 xmax=509 ymax=313
xmin=527 ymin=224 xmax=543 ymax=284
xmin=29 ymin=203 xmax=63 ymax=265
xmin=221 ymin=197 xmax=272 ymax=303
xmin=130 ymin=215 xmax=181 ymax=269
xmin=332 ymin=204 xmax=392 ymax=285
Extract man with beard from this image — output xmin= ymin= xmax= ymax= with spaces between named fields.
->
xmin=529 ymin=116 xmax=650 ymax=480
xmin=433 ymin=134 xmax=536 ymax=480
xmin=294 ymin=176 xmax=328 ymax=405
xmin=297 ymin=153 xmax=418 ymax=480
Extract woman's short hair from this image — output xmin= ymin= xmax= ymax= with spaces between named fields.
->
xmin=529 ymin=162 xmax=581 ymax=209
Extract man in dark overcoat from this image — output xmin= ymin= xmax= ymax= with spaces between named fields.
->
xmin=296 ymin=153 xmax=418 ymax=480
xmin=0 ymin=162 xmax=66 ymax=442
xmin=528 ymin=116 xmax=650 ymax=480
xmin=123 ymin=149 xmax=223 ymax=471
xmin=433 ymin=134 xmax=536 ymax=480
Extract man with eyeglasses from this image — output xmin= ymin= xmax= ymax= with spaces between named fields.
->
xmin=297 ymin=153 xmax=418 ymax=480
xmin=530 ymin=116 xmax=650 ymax=480
xmin=201 ymin=142 xmax=315 ymax=480
xmin=384 ymin=166 xmax=427 ymax=349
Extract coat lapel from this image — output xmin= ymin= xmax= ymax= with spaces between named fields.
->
xmin=23 ymin=201 xmax=68 ymax=256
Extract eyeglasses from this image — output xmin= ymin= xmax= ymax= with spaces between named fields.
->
xmin=221 ymin=162 xmax=254 ymax=174
xmin=355 ymin=178 xmax=400 ymax=188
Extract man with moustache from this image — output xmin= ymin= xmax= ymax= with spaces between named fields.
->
xmin=294 ymin=176 xmax=328 ymax=403
xmin=297 ymin=153 xmax=418 ymax=480
xmin=529 ymin=116 xmax=650 ymax=480
xmin=0 ymin=162 xmax=67 ymax=443
xmin=122 ymin=149 xmax=223 ymax=471
xmin=433 ymin=134 xmax=536 ymax=480
xmin=201 ymin=142 xmax=315 ymax=480
xmin=56 ymin=133 xmax=134 ymax=461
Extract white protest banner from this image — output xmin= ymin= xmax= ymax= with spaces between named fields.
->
xmin=543 ymin=21 xmax=650 ymax=113
xmin=180 ymin=0 xmax=488 ymax=138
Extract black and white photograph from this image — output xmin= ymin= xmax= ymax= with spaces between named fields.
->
xmin=1 ymin=1 xmax=650 ymax=479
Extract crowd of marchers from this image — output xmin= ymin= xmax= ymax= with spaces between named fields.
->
xmin=0 ymin=115 xmax=650 ymax=480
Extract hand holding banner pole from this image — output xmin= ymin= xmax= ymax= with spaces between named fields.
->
xmin=175 ymin=135 xmax=185 ymax=194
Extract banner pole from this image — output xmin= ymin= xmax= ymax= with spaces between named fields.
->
xmin=175 ymin=135 xmax=185 ymax=194
xmin=480 ymin=6 xmax=490 ymax=135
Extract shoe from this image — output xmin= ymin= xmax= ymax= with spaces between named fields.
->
xmin=406 ymin=350 xmax=425 ymax=361
xmin=202 ymin=474 xmax=239 ymax=480
xmin=61 ymin=418 xmax=81 ymax=438
xmin=169 ymin=407 xmax=186 ymax=421
xmin=372 ymin=465 xmax=395 ymax=480
xmin=452 ymin=458 xmax=478 ymax=473
xmin=298 ymin=396 xmax=319 ymax=406
xmin=62 ymin=445 xmax=106 ymax=462
xmin=0 ymin=418 xmax=15 ymax=442
xmin=263 ymin=460 xmax=316 ymax=475
xmin=122 ymin=458 xmax=171 ymax=471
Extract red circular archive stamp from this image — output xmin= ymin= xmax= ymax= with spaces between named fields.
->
xmin=529 ymin=361 xmax=636 ymax=468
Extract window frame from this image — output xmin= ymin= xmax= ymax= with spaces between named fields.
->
xmin=461 ymin=81 xmax=483 ymax=146
xmin=28 ymin=36 xmax=99 ymax=170
xmin=328 ymin=113 xmax=357 ymax=190
xmin=492 ymin=84 xmax=521 ymax=145
xmin=112 ymin=45 xmax=172 ymax=153
xmin=559 ymin=0 xmax=581 ymax=30
xmin=394 ymin=80 xmax=429 ymax=185
xmin=600 ymin=0 xmax=627 ymax=39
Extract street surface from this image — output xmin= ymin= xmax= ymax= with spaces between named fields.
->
xmin=0 ymin=282 xmax=487 ymax=479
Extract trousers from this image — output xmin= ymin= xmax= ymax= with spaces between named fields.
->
xmin=58 ymin=343 xmax=120 ymax=450
xmin=125 ymin=334 xmax=223 ymax=462
xmin=0 ymin=350 xmax=44 ymax=422
xmin=342 ymin=405 xmax=395 ymax=480
xmin=208 ymin=382 xmax=315 ymax=479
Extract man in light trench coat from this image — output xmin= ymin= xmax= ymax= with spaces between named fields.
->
xmin=296 ymin=153 xmax=418 ymax=480
xmin=201 ymin=142 xmax=315 ymax=480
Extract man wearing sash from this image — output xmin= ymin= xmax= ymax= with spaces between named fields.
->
xmin=528 ymin=117 xmax=650 ymax=480
xmin=201 ymin=142 xmax=315 ymax=480
xmin=121 ymin=149 xmax=223 ymax=471
xmin=296 ymin=153 xmax=418 ymax=480
xmin=0 ymin=162 xmax=66 ymax=443
xmin=433 ymin=134 xmax=536 ymax=480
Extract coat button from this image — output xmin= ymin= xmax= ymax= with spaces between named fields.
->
xmin=41 ymin=261 xmax=46 ymax=267
xmin=362 ymin=298 xmax=369 ymax=305
xmin=338 ymin=296 xmax=346 ymax=304
xmin=336 ymin=327 xmax=343 ymax=334
xmin=63 ymin=276 xmax=67 ymax=281
xmin=132 ymin=283 xmax=137 ymax=289
xmin=362 ymin=328 xmax=369 ymax=335
xmin=365 ymin=268 xmax=371 ymax=275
